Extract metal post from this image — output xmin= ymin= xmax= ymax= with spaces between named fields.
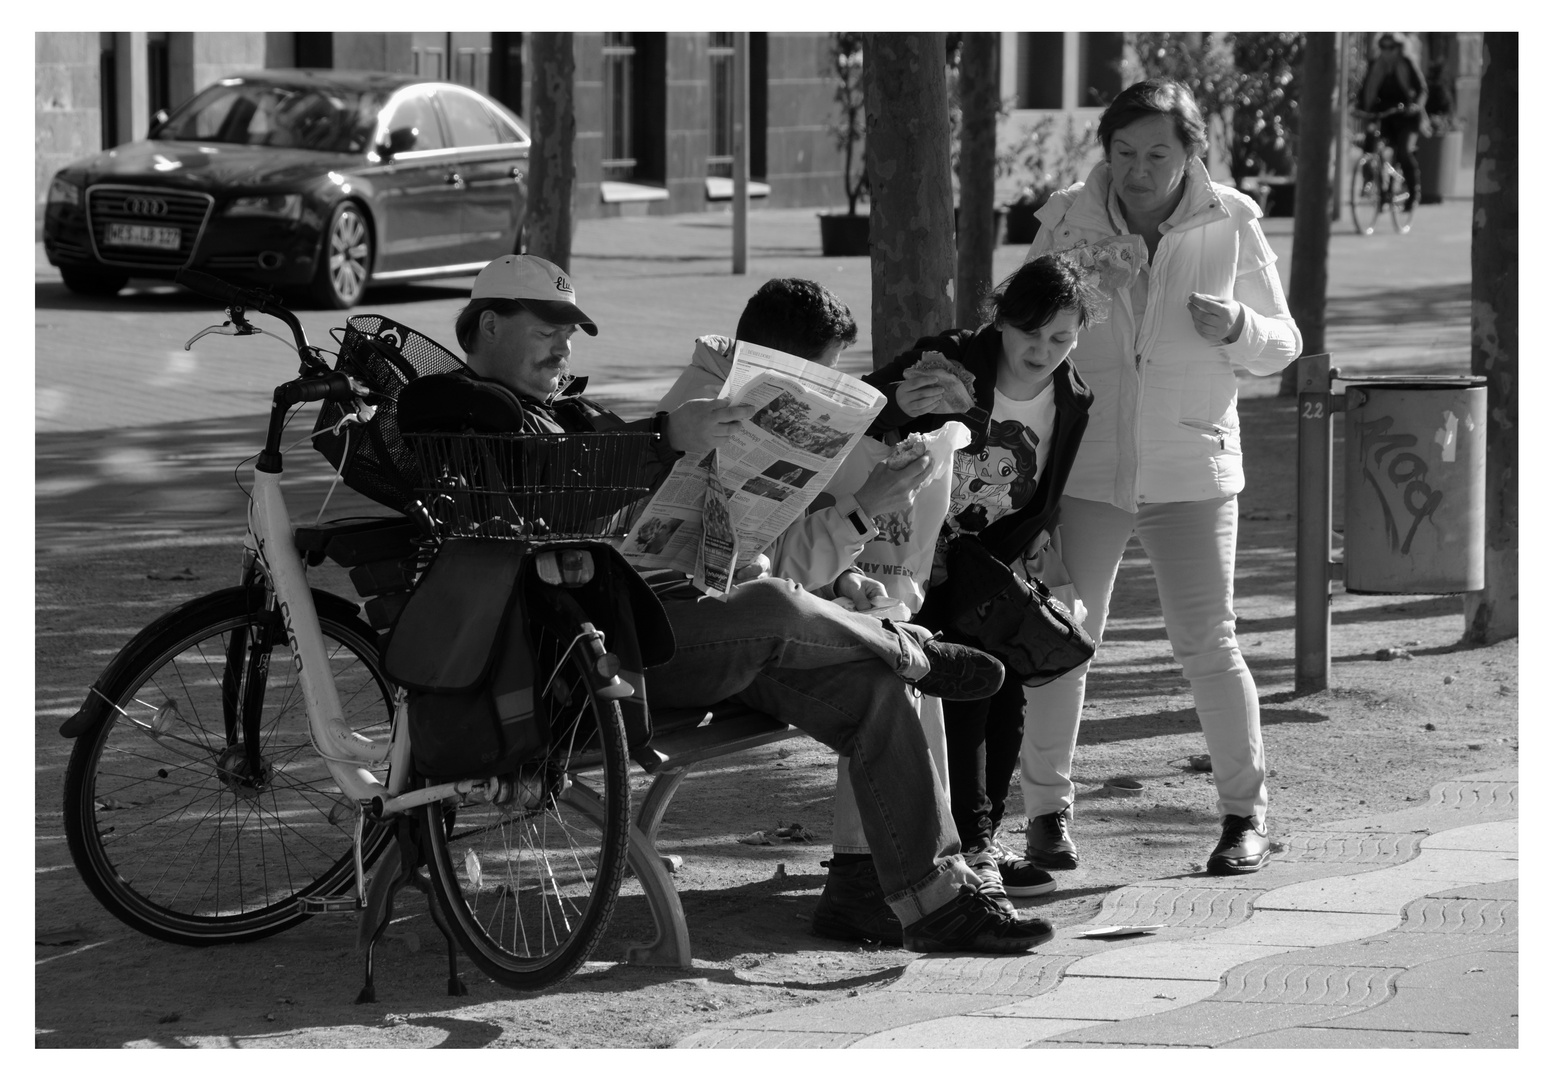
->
xmin=732 ymin=32 xmax=749 ymax=275
xmin=1332 ymin=32 xmax=1349 ymax=222
xmin=1295 ymin=354 xmax=1339 ymax=692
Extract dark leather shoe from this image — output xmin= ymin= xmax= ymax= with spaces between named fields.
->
xmin=1207 ymin=815 xmax=1271 ymax=875
xmin=1025 ymin=807 xmax=1079 ymax=870
xmin=902 ymin=883 xmax=1054 ymax=954
xmin=910 ymin=638 xmax=1005 ymax=701
xmin=811 ymin=858 xmax=903 ymax=945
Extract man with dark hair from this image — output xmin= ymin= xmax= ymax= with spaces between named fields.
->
xmin=732 ymin=277 xmax=859 ymax=365
xmin=400 ymin=256 xmax=1055 ymax=954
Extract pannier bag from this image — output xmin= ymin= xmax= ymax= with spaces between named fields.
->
xmin=943 ymin=534 xmax=1096 ymax=687
xmin=381 ymin=538 xmax=545 ymax=781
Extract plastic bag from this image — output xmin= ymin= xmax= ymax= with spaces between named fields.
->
xmin=851 ymin=422 xmax=971 ymax=613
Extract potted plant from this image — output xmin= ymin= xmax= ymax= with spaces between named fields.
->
xmin=819 ymin=32 xmax=870 ymax=257
xmin=1003 ymin=116 xmax=1098 ymax=244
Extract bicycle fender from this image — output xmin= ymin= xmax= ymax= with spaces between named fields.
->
xmin=58 ymin=587 xmax=371 ymax=738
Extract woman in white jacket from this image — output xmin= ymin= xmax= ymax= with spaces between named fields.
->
xmin=1019 ymin=79 xmax=1301 ymax=876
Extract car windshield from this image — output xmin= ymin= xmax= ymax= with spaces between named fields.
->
xmin=155 ymin=82 xmax=389 ymax=153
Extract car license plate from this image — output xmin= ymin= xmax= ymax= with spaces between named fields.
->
xmin=105 ymin=223 xmax=181 ymax=250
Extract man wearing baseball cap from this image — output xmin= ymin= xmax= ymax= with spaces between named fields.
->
xmin=398 ymin=255 xmax=1053 ymax=955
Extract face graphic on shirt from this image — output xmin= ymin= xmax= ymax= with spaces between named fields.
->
xmin=947 ymin=419 xmax=1042 ymax=536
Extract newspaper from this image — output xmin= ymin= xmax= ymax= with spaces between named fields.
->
xmin=623 ymin=341 xmax=886 ymax=593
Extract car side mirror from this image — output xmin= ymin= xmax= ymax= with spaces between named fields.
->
xmin=380 ymin=126 xmax=418 ymax=158
xmin=148 ymin=109 xmax=170 ymax=138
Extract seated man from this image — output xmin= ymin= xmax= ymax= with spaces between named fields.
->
xmin=658 ymin=277 xmax=960 ymax=947
xmin=399 ymin=254 xmax=1054 ymax=954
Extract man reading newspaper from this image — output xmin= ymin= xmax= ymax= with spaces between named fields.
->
xmin=398 ymin=256 xmax=1053 ymax=953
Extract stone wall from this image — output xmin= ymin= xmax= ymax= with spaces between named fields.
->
xmin=36 ymin=33 xmax=102 ymax=224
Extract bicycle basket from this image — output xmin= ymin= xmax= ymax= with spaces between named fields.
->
xmin=404 ymin=431 xmax=658 ymax=541
xmin=312 ymin=314 xmax=467 ymax=512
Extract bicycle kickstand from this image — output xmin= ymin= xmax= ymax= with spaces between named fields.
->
xmin=355 ymin=817 xmax=468 ymax=1003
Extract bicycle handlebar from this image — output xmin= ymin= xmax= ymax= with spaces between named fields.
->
xmin=176 ymin=268 xmax=311 ymax=361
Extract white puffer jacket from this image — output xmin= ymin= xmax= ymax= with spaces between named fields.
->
xmin=1026 ymin=157 xmax=1301 ymax=511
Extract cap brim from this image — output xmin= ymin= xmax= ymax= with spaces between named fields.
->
xmin=516 ymin=298 xmax=598 ymax=336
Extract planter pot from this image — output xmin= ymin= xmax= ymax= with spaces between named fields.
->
xmin=1004 ymin=191 xmax=1051 ymax=245
xmin=818 ymin=213 xmax=870 ymax=256
xmin=1418 ymin=130 xmax=1463 ymax=204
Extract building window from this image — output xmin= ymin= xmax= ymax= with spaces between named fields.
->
xmin=1079 ymin=32 xmax=1122 ymax=107
xmin=294 ymin=32 xmax=333 ymax=69
xmin=602 ymin=33 xmax=636 ymax=179
xmin=708 ymin=32 xmax=735 ymax=177
xmin=99 ymin=32 xmax=118 ymax=148
xmin=1016 ymin=33 xmax=1064 ymax=109
xmin=147 ymin=32 xmax=171 ymax=118
xmin=414 ymin=44 xmax=446 ymax=80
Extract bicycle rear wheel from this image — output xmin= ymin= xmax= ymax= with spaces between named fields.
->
xmin=1350 ymin=155 xmax=1383 ymax=235
xmin=420 ymin=618 xmax=630 ymax=990
xmin=62 ymin=587 xmax=395 ymax=945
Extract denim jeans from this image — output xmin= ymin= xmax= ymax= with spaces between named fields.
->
xmin=649 ymin=576 xmax=981 ymax=921
xmin=830 ymin=695 xmax=948 ymax=855
xmin=1018 ymin=495 xmax=1268 ymax=822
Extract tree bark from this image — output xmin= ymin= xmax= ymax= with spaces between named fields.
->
xmin=526 ymin=32 xmax=576 ymax=272
xmin=863 ymin=32 xmax=956 ymax=370
xmin=956 ymin=33 xmax=999 ymax=329
xmin=1281 ymin=31 xmax=1335 ymax=397
xmin=1464 ymin=32 xmax=1518 ymax=644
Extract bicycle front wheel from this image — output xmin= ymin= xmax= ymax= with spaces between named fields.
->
xmin=62 ymin=588 xmax=395 ymax=945
xmin=421 ymin=620 xmax=630 ymax=990
xmin=1350 ymin=155 xmax=1383 ymax=235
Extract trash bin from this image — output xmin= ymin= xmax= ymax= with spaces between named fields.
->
xmin=1342 ymin=376 xmax=1486 ymax=594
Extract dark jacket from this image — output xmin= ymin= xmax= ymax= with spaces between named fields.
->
xmin=864 ymin=324 xmax=1092 ymax=567
xmin=398 ymin=368 xmax=683 ymax=492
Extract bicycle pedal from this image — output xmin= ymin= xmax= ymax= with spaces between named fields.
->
xmin=299 ymin=894 xmax=362 ymax=914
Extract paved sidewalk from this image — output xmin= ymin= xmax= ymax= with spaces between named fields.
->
xmin=679 ymin=768 xmax=1517 ymax=1049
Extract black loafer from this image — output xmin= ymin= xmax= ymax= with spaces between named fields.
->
xmin=1207 ymin=814 xmax=1271 ymax=875
xmin=811 ymin=857 xmax=903 ymax=946
xmin=1025 ymin=807 xmax=1079 ymax=870
xmin=910 ymin=639 xmax=1005 ymax=701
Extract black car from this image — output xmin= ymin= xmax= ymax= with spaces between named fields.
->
xmin=43 ymin=69 xmax=531 ymax=308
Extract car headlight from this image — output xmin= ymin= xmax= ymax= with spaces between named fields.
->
xmin=225 ymin=194 xmax=303 ymax=220
xmin=48 ymin=177 xmax=81 ymax=208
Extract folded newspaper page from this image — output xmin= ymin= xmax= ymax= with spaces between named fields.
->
xmin=623 ymin=341 xmax=886 ymax=593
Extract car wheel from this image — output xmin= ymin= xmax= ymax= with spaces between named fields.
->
xmin=60 ymin=267 xmax=129 ymax=297
xmin=310 ymin=202 xmax=372 ymax=309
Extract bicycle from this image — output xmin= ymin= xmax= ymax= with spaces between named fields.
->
xmin=58 ymin=270 xmax=657 ymax=997
xmin=1350 ymin=106 xmax=1417 ymax=236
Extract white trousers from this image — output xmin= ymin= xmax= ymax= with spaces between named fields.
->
xmin=1018 ymin=494 xmax=1268 ymax=822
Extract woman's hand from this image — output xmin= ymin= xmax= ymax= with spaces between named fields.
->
xmin=663 ymin=397 xmax=756 ymax=454
xmin=1187 ymin=292 xmax=1246 ymax=345
xmin=895 ymin=355 xmax=959 ymax=416
xmin=835 ymin=569 xmax=889 ymax=611
xmin=854 ymin=450 xmax=933 ymax=520
xmin=733 ymin=553 xmax=771 ymax=585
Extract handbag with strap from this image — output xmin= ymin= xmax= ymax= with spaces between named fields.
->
xmin=942 ymin=533 xmax=1095 ymax=687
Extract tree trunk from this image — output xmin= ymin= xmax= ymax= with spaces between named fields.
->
xmin=1464 ymin=32 xmax=1518 ymax=644
xmin=956 ymin=33 xmax=999 ymax=329
xmin=1281 ymin=31 xmax=1336 ymax=397
xmin=863 ymin=32 xmax=956 ymax=370
xmin=526 ymin=32 xmax=576 ymax=272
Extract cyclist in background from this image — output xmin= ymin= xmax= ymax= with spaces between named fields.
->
xmin=1358 ymin=33 xmax=1428 ymax=211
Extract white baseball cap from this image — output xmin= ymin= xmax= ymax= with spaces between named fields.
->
xmin=471 ymin=254 xmax=598 ymax=335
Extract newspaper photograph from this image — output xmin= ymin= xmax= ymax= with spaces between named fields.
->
xmin=623 ymin=341 xmax=886 ymax=593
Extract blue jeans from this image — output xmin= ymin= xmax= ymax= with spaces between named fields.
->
xmin=649 ymin=576 xmax=981 ymax=922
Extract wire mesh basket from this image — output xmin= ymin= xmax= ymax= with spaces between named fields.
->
xmin=405 ymin=431 xmax=658 ymax=540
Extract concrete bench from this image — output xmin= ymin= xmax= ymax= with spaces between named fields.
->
xmin=565 ymin=701 xmax=803 ymax=967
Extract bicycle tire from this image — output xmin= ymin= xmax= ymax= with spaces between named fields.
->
xmin=1350 ymin=155 xmax=1383 ymax=236
xmin=62 ymin=587 xmax=396 ymax=946
xmin=420 ymin=617 xmax=630 ymax=990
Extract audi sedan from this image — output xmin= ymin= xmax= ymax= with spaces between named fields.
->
xmin=43 ymin=69 xmax=531 ymax=307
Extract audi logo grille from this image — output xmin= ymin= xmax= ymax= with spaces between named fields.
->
xmin=124 ymin=196 xmax=169 ymax=216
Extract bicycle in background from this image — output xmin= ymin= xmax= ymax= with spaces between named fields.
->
xmin=58 ymin=272 xmax=654 ymax=998
xmin=1350 ymin=106 xmax=1416 ymax=236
